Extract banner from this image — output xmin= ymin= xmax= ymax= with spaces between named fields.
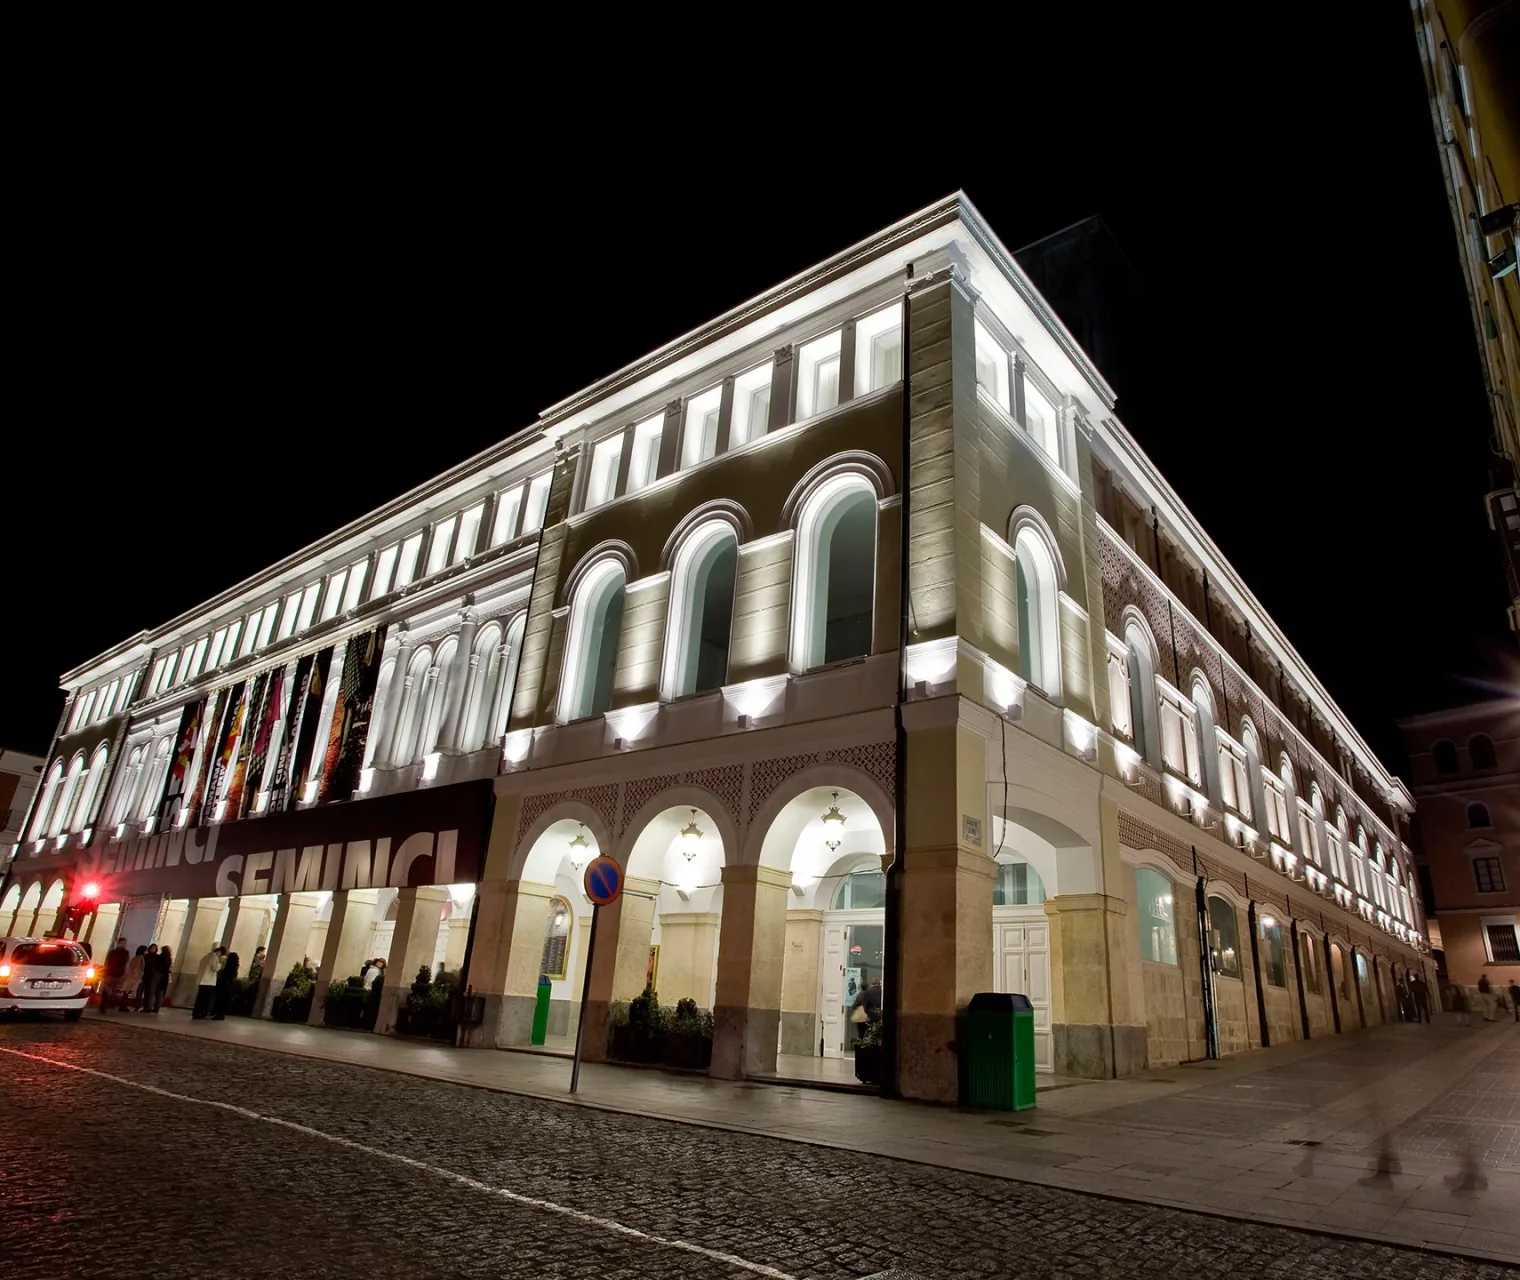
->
xmin=155 ymin=698 xmax=204 ymax=827
xmin=266 ymin=652 xmax=315 ymax=814
xmin=236 ymin=666 xmax=286 ymax=821
xmin=2 ymin=777 xmax=494 ymax=904
xmin=204 ymin=681 xmax=249 ymax=814
xmin=181 ymin=687 xmax=228 ymax=828
xmin=221 ymin=671 xmax=269 ymax=821
xmin=318 ymin=626 xmax=387 ymax=805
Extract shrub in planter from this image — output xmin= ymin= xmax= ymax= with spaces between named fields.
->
xmin=853 ymin=1017 xmax=884 ymax=1085
xmin=323 ymin=976 xmax=374 ymax=1029
xmin=660 ymin=1000 xmax=713 ymax=1070
xmin=227 ymin=974 xmax=260 ymax=1017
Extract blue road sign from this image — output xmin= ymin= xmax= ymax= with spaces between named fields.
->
xmin=583 ymin=856 xmax=623 ymax=906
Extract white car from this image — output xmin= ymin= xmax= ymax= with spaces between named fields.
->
xmin=0 ymin=937 xmax=97 ymax=1020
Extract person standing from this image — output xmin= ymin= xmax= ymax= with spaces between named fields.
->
xmin=213 ymin=950 xmax=240 ymax=1020
xmin=144 ymin=945 xmax=172 ymax=1013
xmin=1452 ymin=983 xmax=1472 ymax=1028
xmin=122 ymin=946 xmax=147 ymax=1012
xmin=101 ymin=939 xmax=130 ymax=1013
xmin=1478 ymin=974 xmax=1496 ymax=1022
xmin=1508 ymin=981 xmax=1520 ymax=1023
xmin=1411 ymin=974 xmax=1431 ymax=1024
xmin=193 ymin=945 xmax=224 ymax=1019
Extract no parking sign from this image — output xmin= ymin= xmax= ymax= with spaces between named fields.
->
xmin=583 ymin=856 xmax=623 ymax=906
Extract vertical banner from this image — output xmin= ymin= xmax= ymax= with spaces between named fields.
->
xmin=155 ymin=697 xmax=204 ymax=827
xmin=222 ymin=671 xmax=270 ymax=820
xmin=318 ymin=626 xmax=387 ymax=805
xmin=266 ymin=651 xmax=315 ymax=813
xmin=236 ymin=666 xmax=286 ymax=821
xmin=181 ymin=687 xmax=228 ymax=828
xmin=286 ymin=646 xmax=335 ymax=808
xmin=204 ymin=680 xmax=250 ymax=815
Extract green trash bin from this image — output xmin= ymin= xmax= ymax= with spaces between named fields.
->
xmin=964 ymin=991 xmax=1036 ymax=1111
xmin=530 ymin=975 xmax=552 ymax=1046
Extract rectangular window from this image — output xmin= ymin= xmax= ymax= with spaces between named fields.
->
xmin=1351 ymin=851 xmax=1368 ymax=897
xmin=256 ymin=606 xmax=278 ymax=651
xmin=239 ymin=615 xmax=260 ymax=658
xmin=102 ymin=679 xmax=121 ymax=719
xmin=1486 ymin=921 xmax=1520 ymax=964
xmin=1474 ymin=856 xmax=1505 ymax=893
xmin=277 ymin=591 xmax=302 ymax=642
xmin=683 ymin=387 xmax=722 ymax=469
xmin=854 ymin=302 xmax=902 ymax=395
xmin=454 ymin=503 xmax=483 ymax=564
xmin=188 ymin=638 xmax=208 ymax=681
xmin=223 ymin=620 xmax=242 ymax=664
xmin=1022 ymin=376 xmax=1059 ymax=463
xmin=795 ymin=331 xmax=841 ymax=420
xmin=1158 ymin=691 xmax=1198 ymax=783
xmin=426 ymin=515 xmax=457 ymax=576
xmin=584 ymin=433 xmax=623 ymax=510
xmin=626 ymin=414 xmax=664 ymax=494
xmin=1107 ymin=651 xmax=1131 ymax=738
xmin=1136 ymin=868 xmax=1178 ymax=965
xmin=370 ymin=544 xmax=398 ymax=599
xmin=1264 ymin=776 xmax=1291 ymax=845
xmin=342 ymin=559 xmax=367 ymax=611
xmin=1296 ymin=805 xmax=1322 ymax=867
xmin=975 ymin=322 xmax=1010 ymax=412
xmin=208 ymin=628 xmax=228 ymax=672
xmin=522 ymin=471 xmax=552 ymax=535
xmin=1326 ymin=830 xmax=1345 ymax=882
xmin=492 ymin=486 xmax=524 ymax=546
xmin=321 ymin=569 xmax=348 ymax=622
xmin=296 ymin=582 xmax=321 ymax=632
xmin=394 ymin=533 xmax=424 ymax=590
xmin=176 ymin=644 xmax=196 ymax=685
xmin=729 ymin=363 xmax=772 ymax=448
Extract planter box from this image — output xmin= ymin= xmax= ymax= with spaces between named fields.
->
xmin=271 ymin=991 xmax=314 ymax=1023
xmin=660 ymin=1031 xmax=713 ymax=1071
xmin=854 ymin=1043 xmax=882 ymax=1085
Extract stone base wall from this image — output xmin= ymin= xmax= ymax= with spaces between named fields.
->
xmin=1142 ymin=961 xmax=1189 ymax=1067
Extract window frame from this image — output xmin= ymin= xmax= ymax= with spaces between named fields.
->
xmin=1482 ymin=917 xmax=1520 ymax=964
xmin=1473 ymin=855 xmax=1506 ymax=894
xmin=1136 ymin=867 xmax=1178 ymax=966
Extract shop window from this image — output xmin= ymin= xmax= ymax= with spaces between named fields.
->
xmin=663 ymin=523 xmax=738 ymax=699
xmin=1206 ymin=896 xmax=1241 ymax=978
xmin=729 ymin=363 xmax=772 ymax=448
xmin=559 ymin=559 xmax=626 ymax=722
xmin=974 ymin=322 xmax=1010 ymax=412
xmin=1474 ymin=856 xmax=1505 ymax=893
xmin=1469 ymin=734 xmax=1497 ymax=770
xmin=1468 ymin=802 xmax=1492 ymax=829
xmin=1260 ymin=915 xmax=1286 ymax=988
xmin=1014 ymin=526 xmax=1061 ymax=697
xmin=1136 ymin=868 xmax=1177 ymax=965
xmin=832 ymin=869 xmax=886 ymax=910
xmin=585 ymin=433 xmax=623 ymax=510
xmin=792 ymin=477 xmax=876 ymax=670
xmin=992 ymin=858 xmax=1046 ymax=906
xmin=540 ymin=898 xmax=572 ymax=979
xmin=1432 ymin=739 xmax=1459 ymax=774
xmin=626 ymin=413 xmax=664 ymax=494
xmin=854 ymin=302 xmax=902 ymax=395
xmin=795 ymin=331 xmax=841 ymax=421
xmin=683 ymin=387 xmax=722 ymax=469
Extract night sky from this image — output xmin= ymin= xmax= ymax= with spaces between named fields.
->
xmin=10 ymin=11 xmax=1511 ymax=776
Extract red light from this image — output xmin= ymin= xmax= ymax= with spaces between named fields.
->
xmin=81 ymin=882 xmax=100 ymax=900
xmin=0 ymin=964 xmax=10 ymax=979
xmin=85 ymin=967 xmax=97 ymax=982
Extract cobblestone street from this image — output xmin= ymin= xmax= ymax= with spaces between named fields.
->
xmin=1 ymin=1019 xmax=1515 ymax=1279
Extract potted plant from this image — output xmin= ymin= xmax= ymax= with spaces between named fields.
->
xmin=853 ymin=1017 xmax=884 ymax=1085
xmin=661 ymin=998 xmax=713 ymax=1070
xmin=270 ymin=960 xmax=316 ymax=1023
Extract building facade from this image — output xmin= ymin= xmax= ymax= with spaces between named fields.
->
xmin=0 ymin=749 xmax=44 ymax=848
xmin=0 ymin=196 xmax=1430 ymax=1101
xmin=1411 ymin=0 xmax=1520 ymax=628
xmin=1402 ymin=701 xmax=1520 ymax=994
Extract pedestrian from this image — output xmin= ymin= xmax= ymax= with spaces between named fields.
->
xmin=213 ymin=950 xmax=240 ymax=1020
xmin=1509 ymin=981 xmax=1520 ymax=1023
xmin=1478 ymin=974 xmax=1496 ymax=1022
xmin=1453 ymin=983 xmax=1471 ymax=1028
xmin=1411 ymin=974 xmax=1431 ymax=1024
xmin=101 ymin=938 xmax=130 ymax=1013
xmin=138 ymin=944 xmax=159 ymax=1009
xmin=249 ymin=945 xmax=267 ymax=982
xmin=144 ymin=944 xmax=172 ymax=1013
xmin=193 ymin=945 xmax=224 ymax=1019
xmin=1396 ymin=983 xmax=1413 ymax=1023
xmin=122 ymin=945 xmax=147 ymax=1012
xmin=360 ymin=959 xmax=374 ymax=986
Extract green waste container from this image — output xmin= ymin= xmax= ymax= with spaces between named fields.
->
xmin=530 ymin=975 xmax=552 ymax=1046
xmin=964 ymin=992 xmax=1036 ymax=1111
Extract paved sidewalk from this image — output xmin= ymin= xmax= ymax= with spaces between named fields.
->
xmin=93 ymin=1008 xmax=1520 ymax=1264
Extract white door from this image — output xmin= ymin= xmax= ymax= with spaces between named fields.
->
xmin=819 ymin=923 xmax=847 ymax=1057
xmin=996 ymin=913 xmax=1053 ymax=1072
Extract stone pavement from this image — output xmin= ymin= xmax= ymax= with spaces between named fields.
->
xmin=85 ymin=1007 xmax=1520 ymax=1265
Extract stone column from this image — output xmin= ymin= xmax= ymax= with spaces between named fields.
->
xmin=374 ymin=633 xmax=415 ymax=768
xmin=655 ymin=912 xmax=719 ymax=1008
xmin=86 ymin=903 xmax=122 ymax=958
xmin=256 ymin=892 xmax=325 ymax=1017
xmin=462 ymin=879 xmax=556 ymax=1047
xmin=1043 ymin=893 xmax=1145 ymax=1077
xmin=172 ymin=897 xmax=227 ymax=1006
xmin=780 ymin=908 xmax=824 ymax=1056
xmin=442 ymin=612 xmax=480 ymax=753
xmin=157 ymin=900 xmax=190 ymax=965
xmin=222 ymin=894 xmax=274 ymax=962
xmin=711 ymin=865 xmax=792 ymax=1079
xmin=581 ymin=876 xmax=660 ymax=1063
xmin=375 ymin=885 xmax=449 ymax=1035
xmin=442 ymin=913 xmax=470 ymax=976
xmin=308 ymin=888 xmax=380 ymax=1026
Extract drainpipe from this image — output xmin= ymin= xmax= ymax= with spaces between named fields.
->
xmin=1289 ymin=913 xmax=1311 ymax=1041
xmin=1247 ymin=896 xmax=1270 ymax=1048
xmin=1194 ymin=862 xmax=1219 ymax=1059
xmin=882 ymin=269 xmax=913 ymax=1099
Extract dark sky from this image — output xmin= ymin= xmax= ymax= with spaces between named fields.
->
xmin=10 ymin=11 xmax=1512 ymax=776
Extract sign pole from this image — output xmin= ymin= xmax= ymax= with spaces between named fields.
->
xmin=569 ymin=904 xmax=600 ymax=1094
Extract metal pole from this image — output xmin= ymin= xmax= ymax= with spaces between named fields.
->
xmin=569 ymin=904 xmax=601 ymax=1094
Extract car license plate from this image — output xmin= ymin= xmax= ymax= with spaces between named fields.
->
xmin=30 ymin=980 xmax=67 ymax=990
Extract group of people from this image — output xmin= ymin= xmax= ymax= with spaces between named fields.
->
xmin=99 ymin=941 xmax=173 ymax=1013
xmin=1449 ymin=974 xmax=1520 ymax=1026
xmin=191 ymin=945 xmax=243 ymax=1019
xmin=359 ymin=957 xmax=387 ymax=988
xmin=1396 ymin=973 xmax=1433 ymax=1023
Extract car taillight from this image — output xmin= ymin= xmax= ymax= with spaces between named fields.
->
xmin=0 ymin=964 xmax=10 ymax=978
xmin=85 ymin=967 xmax=97 ymax=981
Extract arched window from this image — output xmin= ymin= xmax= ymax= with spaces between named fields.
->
xmin=364 ymin=658 xmax=398 ymax=768
xmin=663 ymin=522 xmax=739 ymax=699
xmin=1136 ymin=868 xmax=1176 ymax=964
xmin=832 ymin=868 xmax=886 ymax=909
xmin=560 ymin=559 xmax=627 ymax=722
xmin=136 ymin=739 xmax=173 ymax=823
xmin=48 ymin=754 xmax=87 ymax=838
xmin=109 ymin=744 xmax=146 ymax=827
xmin=1469 ymin=734 xmax=1497 ymax=770
xmin=28 ymin=760 xmax=64 ymax=841
xmin=70 ymin=745 xmax=110 ymax=832
xmin=391 ymin=645 xmax=434 ymax=765
xmin=992 ymin=857 xmax=1047 ymax=906
xmin=1191 ymin=676 xmax=1222 ymax=807
xmin=1299 ymin=932 xmax=1321 ymax=994
xmin=1240 ymin=722 xmax=1266 ymax=827
xmin=791 ymin=477 xmax=877 ymax=670
xmin=1206 ymin=896 xmax=1240 ymax=977
xmin=1259 ymin=914 xmax=1286 ymax=987
xmin=418 ymin=636 xmax=460 ymax=758
xmin=1331 ymin=944 xmax=1351 ymax=1000
xmin=1432 ymin=740 xmax=1459 ymax=774
xmin=489 ymin=614 xmax=527 ymax=744
xmin=1468 ymin=802 xmax=1492 ymax=828
xmin=539 ymin=896 xmax=571 ymax=979
xmin=1124 ymin=621 xmax=1161 ymax=768
xmin=1014 ymin=526 xmax=1061 ymax=696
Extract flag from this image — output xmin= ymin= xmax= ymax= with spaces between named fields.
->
xmin=154 ymin=698 xmax=204 ymax=826
xmin=222 ymin=671 xmax=269 ymax=820
xmin=318 ymin=626 xmax=387 ymax=805
xmin=236 ymin=666 xmax=286 ymax=820
xmin=266 ymin=651 xmax=315 ymax=813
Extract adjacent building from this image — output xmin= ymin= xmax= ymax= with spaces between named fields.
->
xmin=1410 ymin=0 xmax=1520 ymax=629
xmin=1402 ymin=701 xmax=1520 ymax=995
xmin=0 ymin=195 xmax=1431 ymax=1100
xmin=0 ymin=748 xmax=45 ymax=848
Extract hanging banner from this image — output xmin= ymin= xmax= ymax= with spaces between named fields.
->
xmin=204 ymin=681 xmax=249 ymax=813
xmin=286 ymin=646 xmax=335 ymax=809
xmin=154 ymin=698 xmax=204 ymax=828
xmin=266 ymin=652 xmax=315 ymax=814
xmin=236 ymin=666 xmax=286 ymax=821
xmin=1 ymin=777 xmax=494 ymax=904
xmin=318 ymin=626 xmax=387 ymax=805
xmin=221 ymin=671 xmax=270 ymax=821
xmin=181 ymin=687 xmax=228 ymax=829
